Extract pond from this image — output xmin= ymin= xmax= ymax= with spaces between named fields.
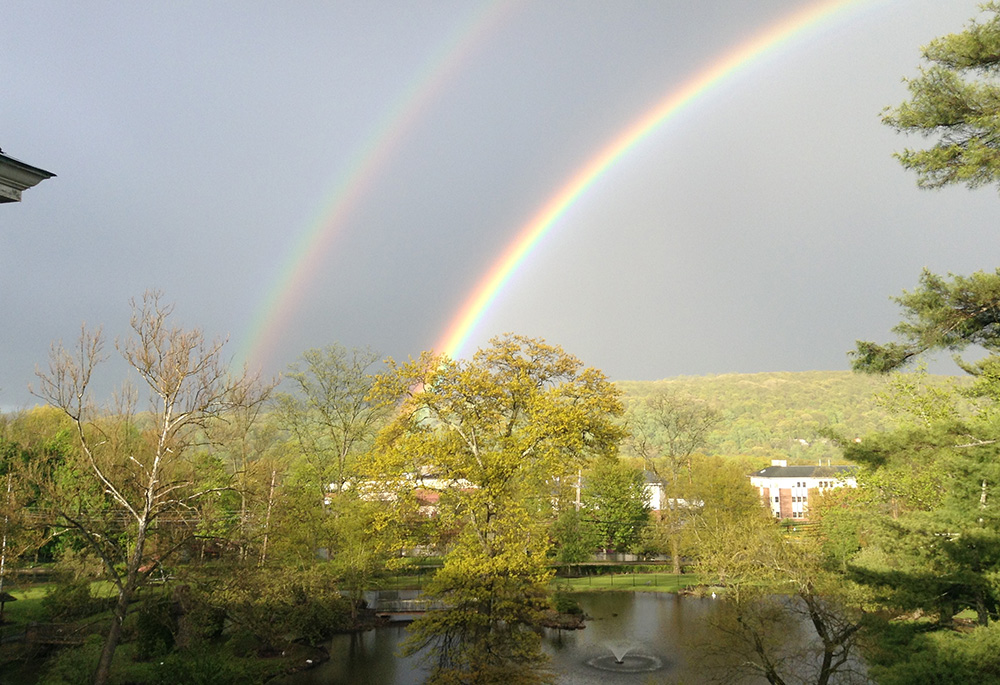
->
xmin=282 ymin=591 xmax=795 ymax=684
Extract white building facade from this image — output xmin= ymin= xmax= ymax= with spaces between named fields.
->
xmin=749 ymin=460 xmax=857 ymax=520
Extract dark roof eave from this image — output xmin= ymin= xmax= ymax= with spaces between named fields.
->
xmin=752 ymin=465 xmax=857 ymax=478
xmin=0 ymin=153 xmax=56 ymax=203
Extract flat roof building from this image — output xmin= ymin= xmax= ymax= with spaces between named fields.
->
xmin=749 ymin=460 xmax=857 ymax=520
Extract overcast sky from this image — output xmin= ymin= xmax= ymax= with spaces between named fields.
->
xmin=1 ymin=1 xmax=994 ymax=409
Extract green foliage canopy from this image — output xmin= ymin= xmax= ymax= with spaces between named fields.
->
xmin=851 ymin=269 xmax=1000 ymax=375
xmin=883 ymin=2 xmax=1000 ymax=189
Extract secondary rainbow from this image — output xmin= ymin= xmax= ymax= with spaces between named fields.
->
xmin=435 ymin=0 xmax=877 ymax=360
xmin=237 ymin=2 xmax=514 ymax=369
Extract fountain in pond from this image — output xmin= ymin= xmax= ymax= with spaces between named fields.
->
xmin=585 ymin=641 xmax=664 ymax=674
xmin=610 ymin=640 xmax=633 ymax=664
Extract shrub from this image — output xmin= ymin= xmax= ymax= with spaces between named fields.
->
xmin=37 ymin=634 xmax=103 ymax=685
xmin=552 ymin=593 xmax=582 ymax=615
xmin=150 ymin=645 xmax=266 ymax=685
xmin=42 ymin=580 xmax=107 ymax=621
xmin=217 ymin=566 xmax=354 ymax=652
xmin=133 ymin=595 xmax=175 ymax=660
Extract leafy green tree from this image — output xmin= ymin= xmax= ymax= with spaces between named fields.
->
xmin=403 ymin=513 xmax=555 ymax=685
xmin=275 ymin=344 xmax=388 ymax=496
xmin=688 ymin=455 xmax=766 ymax=540
xmin=863 ymin=618 xmax=1000 ymax=684
xmin=370 ymin=334 xmax=624 ymax=683
xmin=882 ymin=2 xmax=1000 ymax=190
xmin=549 ymin=506 xmax=599 ymax=572
xmin=851 ymin=269 xmax=1000 ymax=375
xmin=583 ymin=457 xmax=648 ymax=553
xmin=0 ymin=407 xmax=75 ymax=598
xmin=848 ymin=274 xmax=1000 ymax=627
xmin=210 ymin=394 xmax=283 ymax=564
xmin=849 ymin=1 xmax=1000 ymax=634
xmin=269 ymin=344 xmax=402 ymax=607
xmin=628 ymin=389 xmax=720 ymax=476
xmin=837 ymin=418 xmax=1000 ymax=626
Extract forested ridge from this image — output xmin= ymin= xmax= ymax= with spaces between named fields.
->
xmin=619 ymin=371 xmax=966 ymax=462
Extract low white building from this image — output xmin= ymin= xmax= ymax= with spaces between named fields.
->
xmin=749 ymin=460 xmax=857 ymax=520
xmin=642 ymin=471 xmax=700 ymax=512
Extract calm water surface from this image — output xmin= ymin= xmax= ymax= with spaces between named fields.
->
xmin=285 ymin=592 xmax=768 ymax=684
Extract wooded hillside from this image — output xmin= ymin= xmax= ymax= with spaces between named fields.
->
xmin=618 ymin=371 xmax=966 ymax=463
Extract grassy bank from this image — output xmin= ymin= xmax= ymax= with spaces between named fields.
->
xmin=551 ymin=572 xmax=698 ymax=593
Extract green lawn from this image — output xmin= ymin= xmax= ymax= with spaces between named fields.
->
xmin=377 ymin=569 xmax=702 ymax=593
xmin=550 ymin=572 xmax=699 ymax=593
xmin=1 ymin=585 xmax=49 ymax=625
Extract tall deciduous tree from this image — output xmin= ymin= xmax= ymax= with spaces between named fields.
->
xmin=627 ymin=390 xmax=719 ymax=572
xmin=370 ymin=334 xmax=624 ymax=683
xmin=270 ymin=344 xmax=399 ymax=601
xmin=275 ymin=344 xmax=388 ymax=497
xmin=0 ymin=407 xmax=73 ymax=597
xmin=883 ymin=2 xmax=1000 ymax=190
xmin=696 ymin=505 xmax=866 ymax=685
xmin=32 ymin=291 xmax=272 ymax=685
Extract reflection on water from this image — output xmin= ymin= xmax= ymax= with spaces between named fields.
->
xmin=284 ymin=592 xmax=771 ymax=684
xmin=543 ymin=592 xmax=730 ymax=684
xmin=293 ymin=624 xmax=427 ymax=685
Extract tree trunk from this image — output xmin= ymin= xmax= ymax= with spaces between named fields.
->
xmin=93 ymin=581 xmax=134 ymax=685
xmin=259 ymin=468 xmax=277 ymax=567
xmin=93 ymin=518 xmax=148 ymax=685
xmin=976 ymin=589 xmax=990 ymax=626
xmin=669 ymin=535 xmax=681 ymax=575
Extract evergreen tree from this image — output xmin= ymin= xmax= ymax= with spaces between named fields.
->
xmin=883 ymin=2 xmax=1000 ymax=190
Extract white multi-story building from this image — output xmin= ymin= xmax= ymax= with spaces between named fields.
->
xmin=749 ymin=460 xmax=857 ymax=520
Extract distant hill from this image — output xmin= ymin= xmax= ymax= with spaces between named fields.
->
xmin=616 ymin=371 xmax=966 ymax=463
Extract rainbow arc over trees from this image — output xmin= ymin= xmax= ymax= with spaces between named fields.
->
xmin=435 ymin=0 xmax=875 ymax=361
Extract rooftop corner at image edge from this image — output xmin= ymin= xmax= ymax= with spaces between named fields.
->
xmin=0 ymin=149 xmax=56 ymax=203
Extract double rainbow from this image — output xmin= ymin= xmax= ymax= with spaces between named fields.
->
xmin=241 ymin=0 xmax=878 ymax=369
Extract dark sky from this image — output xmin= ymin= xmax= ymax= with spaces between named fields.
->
xmin=1 ymin=1 xmax=994 ymax=409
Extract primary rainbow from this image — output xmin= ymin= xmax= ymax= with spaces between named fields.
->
xmin=237 ymin=1 xmax=513 ymax=369
xmin=435 ymin=0 xmax=878 ymax=360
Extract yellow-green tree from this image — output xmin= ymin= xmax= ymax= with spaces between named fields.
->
xmin=370 ymin=334 xmax=624 ymax=684
xmin=583 ymin=457 xmax=649 ymax=553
